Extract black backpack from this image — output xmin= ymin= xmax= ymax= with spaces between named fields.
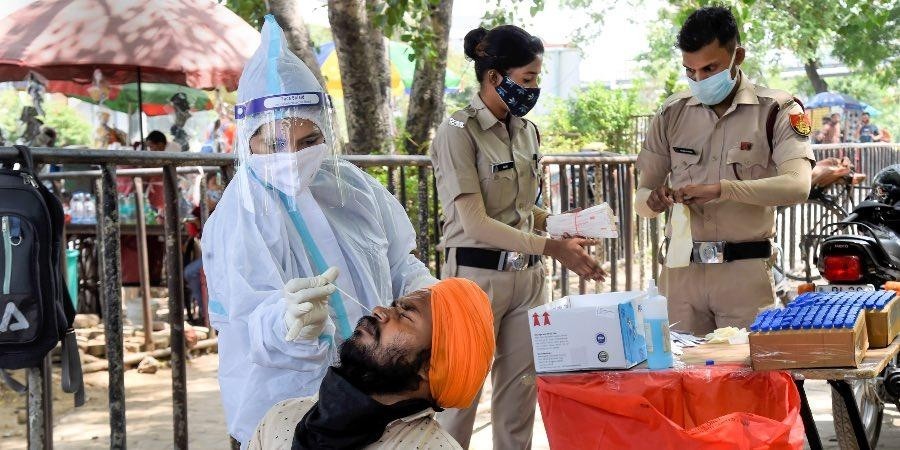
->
xmin=0 ymin=145 xmax=83 ymax=406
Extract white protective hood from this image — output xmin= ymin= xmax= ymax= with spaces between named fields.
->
xmin=201 ymin=14 xmax=437 ymax=446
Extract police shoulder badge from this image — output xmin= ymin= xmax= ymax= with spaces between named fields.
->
xmin=789 ymin=113 xmax=811 ymax=137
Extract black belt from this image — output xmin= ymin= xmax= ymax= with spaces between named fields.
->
xmin=689 ymin=240 xmax=772 ymax=264
xmin=448 ymin=247 xmax=541 ymax=271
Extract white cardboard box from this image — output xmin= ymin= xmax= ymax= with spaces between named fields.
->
xmin=528 ymin=292 xmax=647 ymax=373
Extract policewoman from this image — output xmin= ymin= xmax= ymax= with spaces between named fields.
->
xmin=430 ymin=25 xmax=605 ymax=449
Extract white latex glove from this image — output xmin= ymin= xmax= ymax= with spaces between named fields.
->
xmin=283 ymin=267 xmax=339 ymax=342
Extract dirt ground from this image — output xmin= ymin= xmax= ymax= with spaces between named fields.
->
xmin=0 ymin=354 xmax=228 ymax=449
xmin=1 ymin=353 xmax=898 ymax=449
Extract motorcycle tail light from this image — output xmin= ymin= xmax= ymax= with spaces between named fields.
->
xmin=823 ymin=255 xmax=863 ymax=282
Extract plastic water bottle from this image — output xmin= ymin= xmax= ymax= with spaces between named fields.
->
xmin=643 ymin=279 xmax=674 ymax=369
xmin=84 ymin=194 xmax=96 ymax=225
xmin=119 ymin=193 xmax=135 ymax=224
xmin=71 ymin=193 xmax=85 ymax=225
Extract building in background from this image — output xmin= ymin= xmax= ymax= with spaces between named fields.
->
xmin=532 ymin=44 xmax=582 ymax=115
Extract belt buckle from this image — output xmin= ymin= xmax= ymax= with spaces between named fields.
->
xmin=693 ymin=241 xmax=725 ymax=264
xmin=503 ymin=252 xmax=528 ymax=271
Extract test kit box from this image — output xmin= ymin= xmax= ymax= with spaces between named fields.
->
xmin=528 ymin=292 xmax=647 ymax=373
xmin=865 ymin=296 xmax=900 ymax=348
xmin=789 ymin=291 xmax=900 ymax=349
xmin=749 ymin=313 xmax=868 ymax=371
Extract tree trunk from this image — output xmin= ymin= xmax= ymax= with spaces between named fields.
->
xmin=327 ymin=0 xmax=392 ymax=155
xmin=804 ymin=59 xmax=829 ymax=93
xmin=404 ymin=0 xmax=454 ymax=156
xmin=366 ymin=0 xmax=395 ymax=154
xmin=266 ymin=0 xmax=327 ymax=88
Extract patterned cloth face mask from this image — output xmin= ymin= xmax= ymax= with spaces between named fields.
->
xmin=495 ymin=75 xmax=541 ymax=117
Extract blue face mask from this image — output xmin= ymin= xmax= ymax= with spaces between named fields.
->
xmin=495 ymin=75 xmax=541 ymax=117
xmin=687 ymin=50 xmax=738 ymax=106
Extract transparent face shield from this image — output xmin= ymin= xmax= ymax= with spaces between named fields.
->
xmin=233 ymin=93 xmax=344 ymax=214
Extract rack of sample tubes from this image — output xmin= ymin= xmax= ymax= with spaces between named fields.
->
xmin=750 ymin=302 xmax=865 ymax=332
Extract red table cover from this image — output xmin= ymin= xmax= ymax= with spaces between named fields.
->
xmin=537 ymin=365 xmax=804 ymax=450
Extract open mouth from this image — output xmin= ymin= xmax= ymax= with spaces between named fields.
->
xmin=355 ymin=316 xmax=378 ymax=339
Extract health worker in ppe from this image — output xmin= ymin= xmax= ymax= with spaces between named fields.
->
xmin=201 ymin=15 xmax=437 ymax=446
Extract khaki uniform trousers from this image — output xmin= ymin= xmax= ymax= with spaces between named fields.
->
xmin=436 ymin=250 xmax=547 ymax=449
xmin=661 ymin=257 xmax=778 ymax=336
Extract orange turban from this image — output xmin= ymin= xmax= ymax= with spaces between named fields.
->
xmin=428 ymin=278 xmax=495 ymax=409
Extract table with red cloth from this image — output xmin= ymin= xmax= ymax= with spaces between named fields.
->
xmin=536 ymin=338 xmax=900 ymax=450
xmin=537 ymin=364 xmax=805 ymax=450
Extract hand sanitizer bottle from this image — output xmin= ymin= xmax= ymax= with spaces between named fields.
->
xmin=644 ymin=279 xmax=674 ymax=369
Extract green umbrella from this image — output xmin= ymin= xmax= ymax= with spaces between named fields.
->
xmin=75 ymin=83 xmax=213 ymax=116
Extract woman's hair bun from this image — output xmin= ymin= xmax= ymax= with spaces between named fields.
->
xmin=463 ymin=27 xmax=489 ymax=60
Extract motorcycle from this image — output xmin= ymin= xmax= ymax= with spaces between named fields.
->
xmin=813 ymin=164 xmax=900 ymax=449
xmin=817 ymin=199 xmax=900 ymax=290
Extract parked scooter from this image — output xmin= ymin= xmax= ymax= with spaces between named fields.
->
xmin=818 ymin=164 xmax=900 ymax=290
xmin=815 ymin=164 xmax=900 ymax=449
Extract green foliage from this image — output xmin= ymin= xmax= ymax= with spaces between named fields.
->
xmin=0 ymin=91 xmax=92 ymax=147
xmin=0 ymin=90 xmax=24 ymax=143
xmin=372 ymin=0 xmax=443 ymax=62
xmin=646 ymin=0 xmax=899 ymax=88
xmin=223 ymin=0 xmax=267 ymax=28
xmin=442 ymin=82 xmax=479 ymax=120
xmin=43 ymin=101 xmax=93 ymax=147
xmin=542 ymin=83 xmax=643 ymax=153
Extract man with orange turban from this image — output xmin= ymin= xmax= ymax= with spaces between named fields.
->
xmin=248 ymin=278 xmax=495 ymax=449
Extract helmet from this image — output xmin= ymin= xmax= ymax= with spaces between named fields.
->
xmin=871 ymin=164 xmax=900 ymax=205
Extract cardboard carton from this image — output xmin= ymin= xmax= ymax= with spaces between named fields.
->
xmin=865 ymin=296 xmax=900 ymax=348
xmin=528 ymin=292 xmax=647 ymax=373
xmin=749 ymin=313 xmax=868 ymax=371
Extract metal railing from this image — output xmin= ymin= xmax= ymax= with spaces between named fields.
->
xmin=2 ymin=142 xmax=896 ymax=448
xmin=1 ymin=147 xmax=234 ymax=450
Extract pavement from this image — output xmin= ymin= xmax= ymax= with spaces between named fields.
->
xmin=1 ymin=353 xmax=898 ymax=449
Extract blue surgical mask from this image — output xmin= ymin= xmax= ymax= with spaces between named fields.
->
xmin=495 ymin=75 xmax=541 ymax=117
xmin=687 ymin=50 xmax=738 ymax=106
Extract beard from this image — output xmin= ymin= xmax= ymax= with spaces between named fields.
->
xmin=337 ymin=316 xmax=430 ymax=396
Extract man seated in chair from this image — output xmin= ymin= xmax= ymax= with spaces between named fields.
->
xmin=248 ymin=278 xmax=495 ymax=450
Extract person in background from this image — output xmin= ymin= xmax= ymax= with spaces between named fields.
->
xmin=144 ymin=131 xmax=169 ymax=216
xmin=634 ymin=6 xmax=814 ymax=336
xmin=814 ymin=116 xmax=833 ymax=144
xmin=183 ymin=173 xmax=225 ymax=325
xmin=880 ymin=128 xmax=893 ymax=143
xmin=249 ymin=278 xmax=494 ymax=450
xmin=829 ymin=113 xmax=843 ymax=143
xmin=202 ymin=119 xmax=224 ymax=153
xmin=856 ymin=112 xmax=882 ymax=143
xmin=430 ymin=24 xmax=606 ymax=449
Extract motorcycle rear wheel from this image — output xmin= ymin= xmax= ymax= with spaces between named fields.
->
xmin=831 ymin=379 xmax=883 ymax=450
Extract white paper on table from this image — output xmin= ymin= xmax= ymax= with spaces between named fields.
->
xmin=546 ymin=203 xmax=619 ymax=239
xmin=666 ymin=204 xmax=692 ymax=268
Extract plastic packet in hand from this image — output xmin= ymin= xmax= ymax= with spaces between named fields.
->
xmin=665 ymin=204 xmax=692 ymax=268
xmin=546 ymin=203 xmax=619 ymax=239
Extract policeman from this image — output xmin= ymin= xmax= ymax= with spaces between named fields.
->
xmin=635 ymin=6 xmax=815 ymax=335
xmin=430 ymin=25 xmax=605 ymax=449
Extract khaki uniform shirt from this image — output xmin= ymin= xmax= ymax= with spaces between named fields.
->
xmin=636 ymin=72 xmax=815 ymax=243
xmin=248 ymin=397 xmax=460 ymax=450
xmin=431 ymin=94 xmax=543 ymax=250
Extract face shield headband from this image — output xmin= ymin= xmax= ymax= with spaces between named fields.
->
xmin=235 ymin=92 xmax=325 ymax=121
